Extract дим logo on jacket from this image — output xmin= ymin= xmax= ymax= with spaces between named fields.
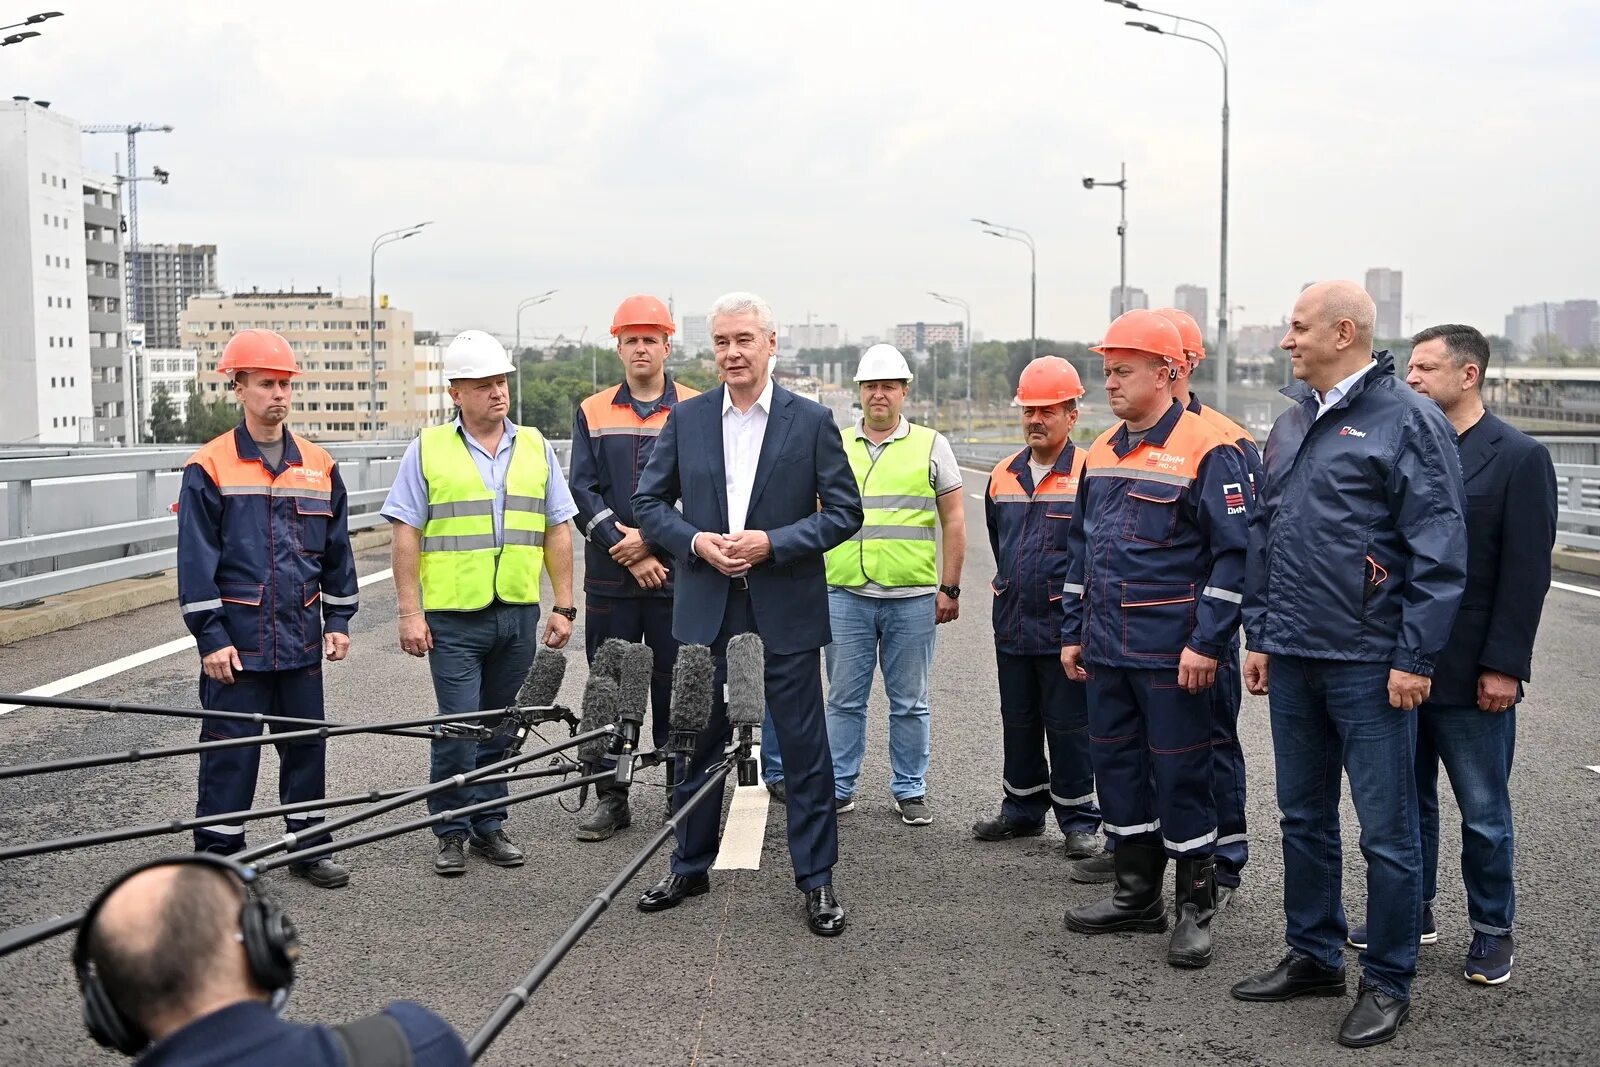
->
xmin=1223 ymin=483 xmax=1246 ymax=516
xmin=1338 ymin=426 xmax=1367 ymax=438
xmin=1144 ymin=450 xmax=1187 ymax=473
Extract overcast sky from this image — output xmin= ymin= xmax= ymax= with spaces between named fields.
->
xmin=13 ymin=0 xmax=1600 ymax=345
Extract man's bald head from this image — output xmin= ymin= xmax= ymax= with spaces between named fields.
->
xmin=1301 ymin=280 xmax=1376 ymax=345
xmin=86 ymin=862 xmax=261 ymax=1040
xmin=1281 ymin=280 xmax=1379 ymax=393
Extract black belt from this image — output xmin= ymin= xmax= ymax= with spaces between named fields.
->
xmin=730 ymin=575 xmax=749 ymax=591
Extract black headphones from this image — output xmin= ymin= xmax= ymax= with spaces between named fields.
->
xmin=73 ymin=853 xmax=300 ymax=1056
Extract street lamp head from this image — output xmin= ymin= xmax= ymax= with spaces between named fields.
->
xmin=1105 ymin=0 xmax=1142 ymax=8
xmin=982 ymin=229 xmax=1005 ymax=239
xmin=970 ymin=217 xmax=993 ymax=227
xmin=27 ymin=12 xmax=65 ymax=23
xmin=1127 ymin=20 xmax=1163 ymax=33
xmin=1082 ymin=176 xmax=1097 ymax=190
xmin=2 ymin=30 xmax=41 ymax=44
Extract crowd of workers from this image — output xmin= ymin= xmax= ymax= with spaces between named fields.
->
xmin=69 ymin=279 xmax=1558 ymax=1062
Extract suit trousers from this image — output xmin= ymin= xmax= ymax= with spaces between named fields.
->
xmin=195 ymin=665 xmax=329 ymax=858
xmin=671 ymin=586 xmax=838 ymax=892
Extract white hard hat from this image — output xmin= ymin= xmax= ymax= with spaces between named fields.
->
xmin=443 ymin=330 xmax=516 ymax=381
xmin=854 ymin=343 xmax=914 ymax=384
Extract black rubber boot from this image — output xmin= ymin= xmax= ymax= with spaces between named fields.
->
xmin=575 ymin=782 xmax=633 ymax=842
xmin=1168 ymin=856 xmax=1217 ymax=968
xmin=1064 ymin=842 xmax=1169 ymax=934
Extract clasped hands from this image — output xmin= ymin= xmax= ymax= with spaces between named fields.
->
xmin=611 ymin=523 xmax=669 ymax=590
xmin=692 ymin=530 xmax=771 ymax=577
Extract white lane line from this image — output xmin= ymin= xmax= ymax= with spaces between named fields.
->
xmin=1586 ymin=766 xmax=1600 ymax=777
xmin=1552 ymin=580 xmax=1600 ymax=600
xmin=712 ymin=744 xmax=769 ymax=870
xmin=0 ymin=568 xmax=394 ymax=716
xmin=968 ymin=492 xmax=983 ymax=501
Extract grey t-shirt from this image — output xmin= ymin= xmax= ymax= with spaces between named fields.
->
xmin=254 ymin=436 xmax=285 ymax=473
xmin=837 ymin=418 xmax=963 ymax=600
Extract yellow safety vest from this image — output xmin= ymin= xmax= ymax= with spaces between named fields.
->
xmin=419 ymin=423 xmax=548 ymax=610
xmin=825 ymin=422 xmax=939 ymax=589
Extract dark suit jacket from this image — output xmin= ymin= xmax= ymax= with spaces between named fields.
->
xmin=1428 ymin=411 xmax=1558 ymax=707
xmin=632 ymin=382 xmax=863 ymax=655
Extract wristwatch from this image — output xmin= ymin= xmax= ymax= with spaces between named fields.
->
xmin=939 ymin=584 xmax=961 ymax=600
xmin=551 ymin=606 xmax=578 ymax=620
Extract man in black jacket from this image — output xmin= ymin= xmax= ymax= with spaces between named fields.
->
xmin=1231 ymin=282 xmax=1467 ymax=1049
xmin=1373 ymin=323 xmax=1552 ymax=987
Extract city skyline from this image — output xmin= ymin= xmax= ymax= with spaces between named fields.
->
xmin=4 ymin=2 xmax=1598 ymax=352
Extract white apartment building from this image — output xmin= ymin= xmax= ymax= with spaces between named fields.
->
xmin=181 ymin=290 xmax=418 ymax=442
xmin=137 ymin=347 xmax=198 ymax=432
xmin=0 ymin=97 xmax=95 ymax=444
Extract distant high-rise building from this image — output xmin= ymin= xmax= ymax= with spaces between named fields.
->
xmin=137 ymin=348 xmax=197 ymax=435
xmin=891 ymin=322 xmax=964 ymax=353
xmin=1233 ymin=322 xmax=1288 ymax=359
xmin=83 ymin=171 xmax=130 ymax=444
xmin=788 ymin=322 xmax=841 ymax=349
xmin=1556 ymin=299 xmax=1598 ymax=351
xmin=182 ymin=289 xmax=417 ymax=442
xmin=0 ymin=97 xmax=97 ymax=445
xmin=1109 ymin=286 xmax=1149 ymax=320
xmin=679 ymin=314 xmax=711 ymax=356
xmin=1174 ymin=285 xmax=1208 ymax=336
xmin=1364 ymin=268 xmax=1403 ymax=339
xmin=128 ymin=243 xmax=218 ymax=349
xmin=1504 ymin=300 xmax=1599 ymax=355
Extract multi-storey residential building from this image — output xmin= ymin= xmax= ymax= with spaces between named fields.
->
xmin=1174 ymin=285 xmax=1209 ymax=337
xmin=1109 ymin=286 xmax=1148 ymax=320
xmin=891 ymin=321 xmax=964 ymax=353
xmin=83 ymin=171 xmax=132 ymax=444
xmin=180 ymin=289 xmax=418 ymax=442
xmin=788 ymin=322 xmax=841 ymax=349
xmin=0 ymin=97 xmax=95 ymax=444
xmin=128 ymin=243 xmax=217 ymax=349
xmin=137 ymin=347 xmax=198 ymax=432
xmin=679 ymin=314 xmax=711 ymax=356
xmin=1364 ymin=268 xmax=1403 ymax=339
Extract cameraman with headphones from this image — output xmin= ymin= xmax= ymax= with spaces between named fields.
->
xmin=75 ymin=855 xmax=468 ymax=1065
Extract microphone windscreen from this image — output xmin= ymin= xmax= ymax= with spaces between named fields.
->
xmin=592 ymin=638 xmax=630 ymax=684
xmin=616 ymin=643 xmax=654 ymax=727
xmin=724 ymin=633 xmax=766 ymax=729
xmin=515 ymin=647 xmax=567 ymax=708
xmin=575 ymin=676 xmax=619 ymax=764
xmin=667 ymin=644 xmax=714 ymax=753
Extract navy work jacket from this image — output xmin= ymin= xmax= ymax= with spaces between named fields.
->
xmin=986 ymin=443 xmax=1085 ymax=657
xmin=135 ymin=1000 xmax=468 ymax=1067
xmin=1242 ymin=352 xmax=1468 ymax=675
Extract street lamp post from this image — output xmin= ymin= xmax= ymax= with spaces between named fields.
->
xmin=972 ymin=218 xmax=1036 ymax=361
xmin=1114 ymin=1 xmax=1230 ymax=415
xmin=929 ymin=292 xmax=973 ymax=439
xmin=1083 ymin=163 xmax=1129 ymax=314
xmin=513 ymin=290 xmax=557 ymax=425
xmin=368 ymin=221 xmax=431 ymax=439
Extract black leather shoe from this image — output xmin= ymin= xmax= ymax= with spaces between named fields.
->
xmin=766 ymin=781 xmax=787 ymax=804
xmin=637 ymin=872 xmax=710 ymax=912
xmin=1337 ymin=987 xmax=1410 ymax=1048
xmin=806 ymin=885 xmax=846 ymax=937
xmin=468 ymin=829 xmax=525 ymax=867
xmin=1231 ymin=953 xmax=1348 ymax=1002
xmin=972 ymin=815 xmax=1046 ymax=841
xmin=289 ymin=857 xmax=349 ymax=889
xmin=433 ymin=832 xmax=467 ymax=877
xmin=1063 ymin=831 xmax=1099 ymax=859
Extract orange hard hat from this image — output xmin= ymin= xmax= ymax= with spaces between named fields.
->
xmin=1153 ymin=307 xmax=1206 ymax=362
xmin=1091 ymin=309 xmax=1186 ymax=363
xmin=610 ymin=294 xmax=675 ymax=337
xmin=1014 ymin=355 xmax=1086 ymax=406
xmin=217 ymin=329 xmax=300 ymax=377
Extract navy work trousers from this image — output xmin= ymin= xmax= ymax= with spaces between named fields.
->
xmin=671 ymin=587 xmax=837 ymax=892
xmin=995 ymin=651 xmax=1100 ymax=835
xmin=1211 ymin=642 xmax=1250 ymax=887
xmin=1086 ymin=664 xmax=1217 ymax=859
xmin=585 ymin=593 xmax=677 ymax=750
xmin=425 ymin=602 xmax=541 ymax=838
xmin=195 ymin=665 xmax=329 ymax=858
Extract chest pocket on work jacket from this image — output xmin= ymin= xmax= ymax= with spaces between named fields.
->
xmin=295 ymin=498 xmax=333 ymax=554
xmin=1045 ymin=500 xmax=1074 ymax=551
xmin=1123 ymin=482 xmax=1183 ymax=546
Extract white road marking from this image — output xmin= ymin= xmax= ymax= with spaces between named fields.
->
xmin=0 ymin=568 xmax=394 ymax=716
xmin=712 ymin=744 xmax=769 ymax=870
xmin=968 ymin=492 xmax=983 ymax=501
xmin=1552 ymin=580 xmax=1600 ymax=600
xmin=1586 ymin=766 xmax=1600 ymax=777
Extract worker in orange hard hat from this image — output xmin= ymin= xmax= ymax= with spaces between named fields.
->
xmin=974 ymin=355 xmax=1104 ymax=860
xmin=567 ymin=294 xmax=702 ymax=840
xmin=175 ymin=329 xmax=358 ymax=889
xmin=1059 ymin=309 xmax=1253 ymax=971
xmin=1153 ymin=305 xmax=1262 ymax=908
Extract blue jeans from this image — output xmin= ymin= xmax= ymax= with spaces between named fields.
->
xmin=823 ymin=589 xmax=936 ymax=802
xmin=1418 ymin=703 xmax=1516 ymax=935
xmin=762 ymin=708 xmax=784 ymax=786
xmin=1269 ymin=656 xmax=1421 ymax=1001
xmin=425 ymin=602 xmax=541 ymax=838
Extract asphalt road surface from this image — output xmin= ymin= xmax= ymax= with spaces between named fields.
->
xmin=2 ymin=478 xmax=1598 ymax=1066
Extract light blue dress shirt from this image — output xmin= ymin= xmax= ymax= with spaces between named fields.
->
xmin=381 ymin=417 xmax=578 ymax=543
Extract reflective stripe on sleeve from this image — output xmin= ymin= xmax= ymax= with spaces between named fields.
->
xmin=181 ymin=598 xmax=223 ymax=615
xmin=320 ymin=592 xmax=359 ymax=606
xmin=584 ymin=508 xmax=615 ymax=537
xmin=1202 ymin=586 xmax=1243 ymax=604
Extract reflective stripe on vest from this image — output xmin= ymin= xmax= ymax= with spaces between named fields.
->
xmin=825 ymin=422 xmax=939 ymax=588
xmin=418 ymin=424 xmax=549 ymax=610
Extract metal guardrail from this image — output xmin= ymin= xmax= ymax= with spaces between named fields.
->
xmin=0 ymin=440 xmax=572 ymax=609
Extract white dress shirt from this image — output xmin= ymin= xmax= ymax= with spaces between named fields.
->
xmin=721 ymin=375 xmax=774 ymax=533
xmin=1314 ymin=358 xmax=1377 ymax=420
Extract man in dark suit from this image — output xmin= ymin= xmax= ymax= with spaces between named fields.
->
xmin=1377 ymin=323 xmax=1555 ymax=987
xmin=631 ymin=292 xmax=863 ymax=936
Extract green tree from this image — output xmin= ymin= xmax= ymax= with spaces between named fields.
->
xmin=147 ymin=384 xmax=182 ymax=443
xmin=181 ymin=382 xmax=240 ymax=442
